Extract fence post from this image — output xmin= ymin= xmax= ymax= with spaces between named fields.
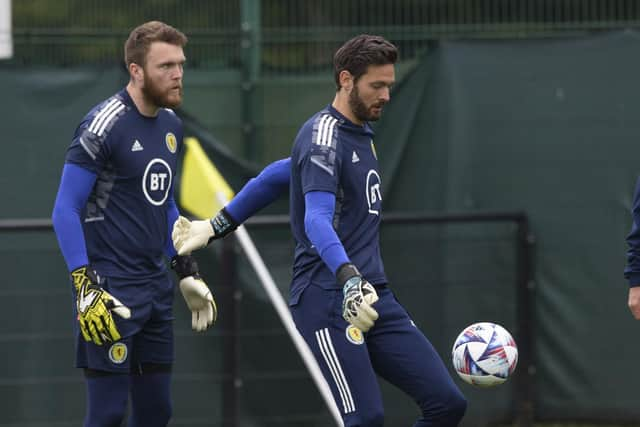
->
xmin=240 ymin=0 xmax=261 ymax=162
xmin=515 ymin=216 xmax=536 ymax=426
xmin=220 ymin=237 xmax=241 ymax=427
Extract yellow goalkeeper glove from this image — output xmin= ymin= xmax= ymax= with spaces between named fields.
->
xmin=71 ymin=266 xmax=131 ymax=345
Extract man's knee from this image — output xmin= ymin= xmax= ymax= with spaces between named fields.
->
xmin=444 ymin=390 xmax=467 ymax=424
xmin=345 ymin=408 xmax=384 ymax=427
xmin=137 ymin=404 xmax=172 ymax=427
xmin=85 ymin=404 xmax=127 ymax=427
xmin=424 ymin=389 xmax=467 ymax=426
xmin=129 ymin=367 xmax=173 ymax=427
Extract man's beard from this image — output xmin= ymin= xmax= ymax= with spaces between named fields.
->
xmin=142 ymin=73 xmax=182 ymax=109
xmin=348 ymin=84 xmax=383 ymax=122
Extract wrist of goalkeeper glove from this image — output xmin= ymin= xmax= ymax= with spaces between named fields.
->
xmin=209 ymin=207 xmax=238 ymax=242
xmin=171 ymin=255 xmax=218 ymax=331
xmin=337 ymin=263 xmax=379 ymax=332
xmin=71 ymin=265 xmax=131 ymax=345
xmin=172 ymin=208 xmax=238 ymax=256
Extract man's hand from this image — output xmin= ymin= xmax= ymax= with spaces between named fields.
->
xmin=179 ymin=276 xmax=217 ymax=331
xmin=337 ymin=263 xmax=379 ymax=332
xmin=172 ymin=209 xmax=238 ymax=255
xmin=71 ymin=266 xmax=131 ymax=345
xmin=172 ymin=216 xmax=213 ymax=255
xmin=171 ymin=255 xmax=217 ymax=331
xmin=628 ymin=286 xmax=640 ymax=319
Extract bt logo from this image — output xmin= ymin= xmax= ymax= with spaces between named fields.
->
xmin=143 ymin=158 xmax=172 ymax=206
xmin=149 ymin=172 xmax=169 ymax=191
xmin=366 ymin=170 xmax=382 ymax=215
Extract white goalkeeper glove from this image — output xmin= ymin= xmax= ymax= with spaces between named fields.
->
xmin=337 ymin=263 xmax=379 ymax=332
xmin=171 ymin=255 xmax=217 ymax=332
xmin=172 ymin=209 xmax=238 ymax=255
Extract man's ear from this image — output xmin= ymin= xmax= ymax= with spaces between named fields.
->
xmin=129 ymin=62 xmax=144 ymax=83
xmin=339 ymin=70 xmax=354 ymax=92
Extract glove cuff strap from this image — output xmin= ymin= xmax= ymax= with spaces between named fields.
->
xmin=209 ymin=208 xmax=238 ymax=242
xmin=336 ymin=262 xmax=360 ymax=286
xmin=71 ymin=265 xmax=99 ymax=289
xmin=171 ymin=255 xmax=200 ymax=279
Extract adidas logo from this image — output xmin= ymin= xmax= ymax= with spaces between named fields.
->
xmin=352 ymin=151 xmax=360 ymax=163
xmin=131 ymin=140 xmax=144 ymax=152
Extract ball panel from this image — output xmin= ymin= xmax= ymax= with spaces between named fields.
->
xmin=456 ymin=372 xmax=507 ymax=387
xmin=504 ymin=346 xmax=518 ymax=374
xmin=466 ymin=341 xmax=489 ymax=360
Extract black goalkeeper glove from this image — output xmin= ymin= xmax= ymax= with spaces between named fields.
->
xmin=171 ymin=255 xmax=218 ymax=331
xmin=71 ymin=266 xmax=131 ymax=345
xmin=337 ymin=263 xmax=379 ymax=332
xmin=172 ymin=208 xmax=238 ymax=255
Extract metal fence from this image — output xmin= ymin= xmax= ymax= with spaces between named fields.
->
xmin=8 ymin=0 xmax=640 ymax=70
xmin=0 ymin=210 xmax=534 ymax=427
xmin=11 ymin=0 xmax=241 ymax=67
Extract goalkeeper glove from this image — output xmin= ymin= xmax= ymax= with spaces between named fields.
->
xmin=337 ymin=263 xmax=379 ymax=332
xmin=71 ymin=266 xmax=131 ymax=346
xmin=171 ymin=255 xmax=217 ymax=331
xmin=172 ymin=208 xmax=238 ymax=255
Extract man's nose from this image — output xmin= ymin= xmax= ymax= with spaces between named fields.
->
xmin=380 ymin=87 xmax=390 ymax=102
xmin=172 ymin=65 xmax=183 ymax=79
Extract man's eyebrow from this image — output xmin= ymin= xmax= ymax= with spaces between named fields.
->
xmin=159 ymin=58 xmax=186 ymax=66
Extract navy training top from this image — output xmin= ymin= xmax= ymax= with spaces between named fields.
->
xmin=289 ymin=104 xmax=387 ymax=301
xmin=55 ymin=88 xmax=182 ymax=278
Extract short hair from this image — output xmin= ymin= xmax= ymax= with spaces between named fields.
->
xmin=124 ymin=21 xmax=187 ymax=68
xmin=333 ymin=34 xmax=398 ymax=90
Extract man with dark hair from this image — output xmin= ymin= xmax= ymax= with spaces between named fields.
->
xmin=174 ymin=34 xmax=467 ymax=426
xmin=52 ymin=21 xmax=215 ymax=427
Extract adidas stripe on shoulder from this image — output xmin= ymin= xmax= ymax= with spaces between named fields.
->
xmin=313 ymin=114 xmax=338 ymax=148
xmin=88 ymin=97 xmax=126 ymax=137
xmin=78 ymin=96 xmax=128 ymax=160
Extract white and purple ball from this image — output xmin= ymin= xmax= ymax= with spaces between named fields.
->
xmin=451 ymin=322 xmax=518 ymax=387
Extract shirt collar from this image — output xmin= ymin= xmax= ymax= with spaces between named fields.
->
xmin=118 ymin=87 xmax=159 ymax=119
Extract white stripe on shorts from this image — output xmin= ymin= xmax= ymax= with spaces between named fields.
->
xmin=315 ymin=328 xmax=355 ymax=414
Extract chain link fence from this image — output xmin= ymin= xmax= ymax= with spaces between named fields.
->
xmin=8 ymin=0 xmax=640 ymax=69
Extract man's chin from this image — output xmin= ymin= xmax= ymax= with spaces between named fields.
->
xmin=367 ymin=107 xmax=384 ymax=121
xmin=163 ymin=95 xmax=182 ymax=108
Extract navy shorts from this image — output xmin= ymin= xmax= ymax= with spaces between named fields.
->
xmin=73 ymin=273 xmax=175 ymax=373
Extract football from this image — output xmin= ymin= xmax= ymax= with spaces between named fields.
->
xmin=451 ymin=322 xmax=518 ymax=387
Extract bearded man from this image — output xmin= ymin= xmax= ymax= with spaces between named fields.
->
xmin=52 ymin=21 xmax=216 ymax=427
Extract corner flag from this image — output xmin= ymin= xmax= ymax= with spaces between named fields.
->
xmin=179 ymin=137 xmax=235 ymax=219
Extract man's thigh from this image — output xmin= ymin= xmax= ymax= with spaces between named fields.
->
xmin=367 ymin=288 xmax=462 ymax=408
xmin=75 ymin=275 xmax=174 ymax=372
xmin=291 ymin=284 xmax=383 ymax=421
xmin=132 ymin=274 xmax=174 ymax=367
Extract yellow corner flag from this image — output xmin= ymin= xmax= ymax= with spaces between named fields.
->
xmin=180 ymin=137 xmax=235 ymax=219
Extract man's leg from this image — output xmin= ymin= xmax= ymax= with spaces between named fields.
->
xmin=129 ymin=363 xmax=173 ymax=427
xmin=291 ymin=284 xmax=384 ymax=427
xmin=128 ymin=275 xmax=175 ymax=427
xmin=367 ymin=287 xmax=467 ymax=427
xmin=83 ymin=370 xmax=129 ymax=427
xmin=75 ymin=275 xmax=152 ymax=426
xmin=77 ymin=327 xmax=135 ymax=427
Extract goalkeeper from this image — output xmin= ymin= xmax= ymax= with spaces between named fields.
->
xmin=52 ymin=21 xmax=215 ymax=427
xmin=174 ymin=35 xmax=466 ymax=427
